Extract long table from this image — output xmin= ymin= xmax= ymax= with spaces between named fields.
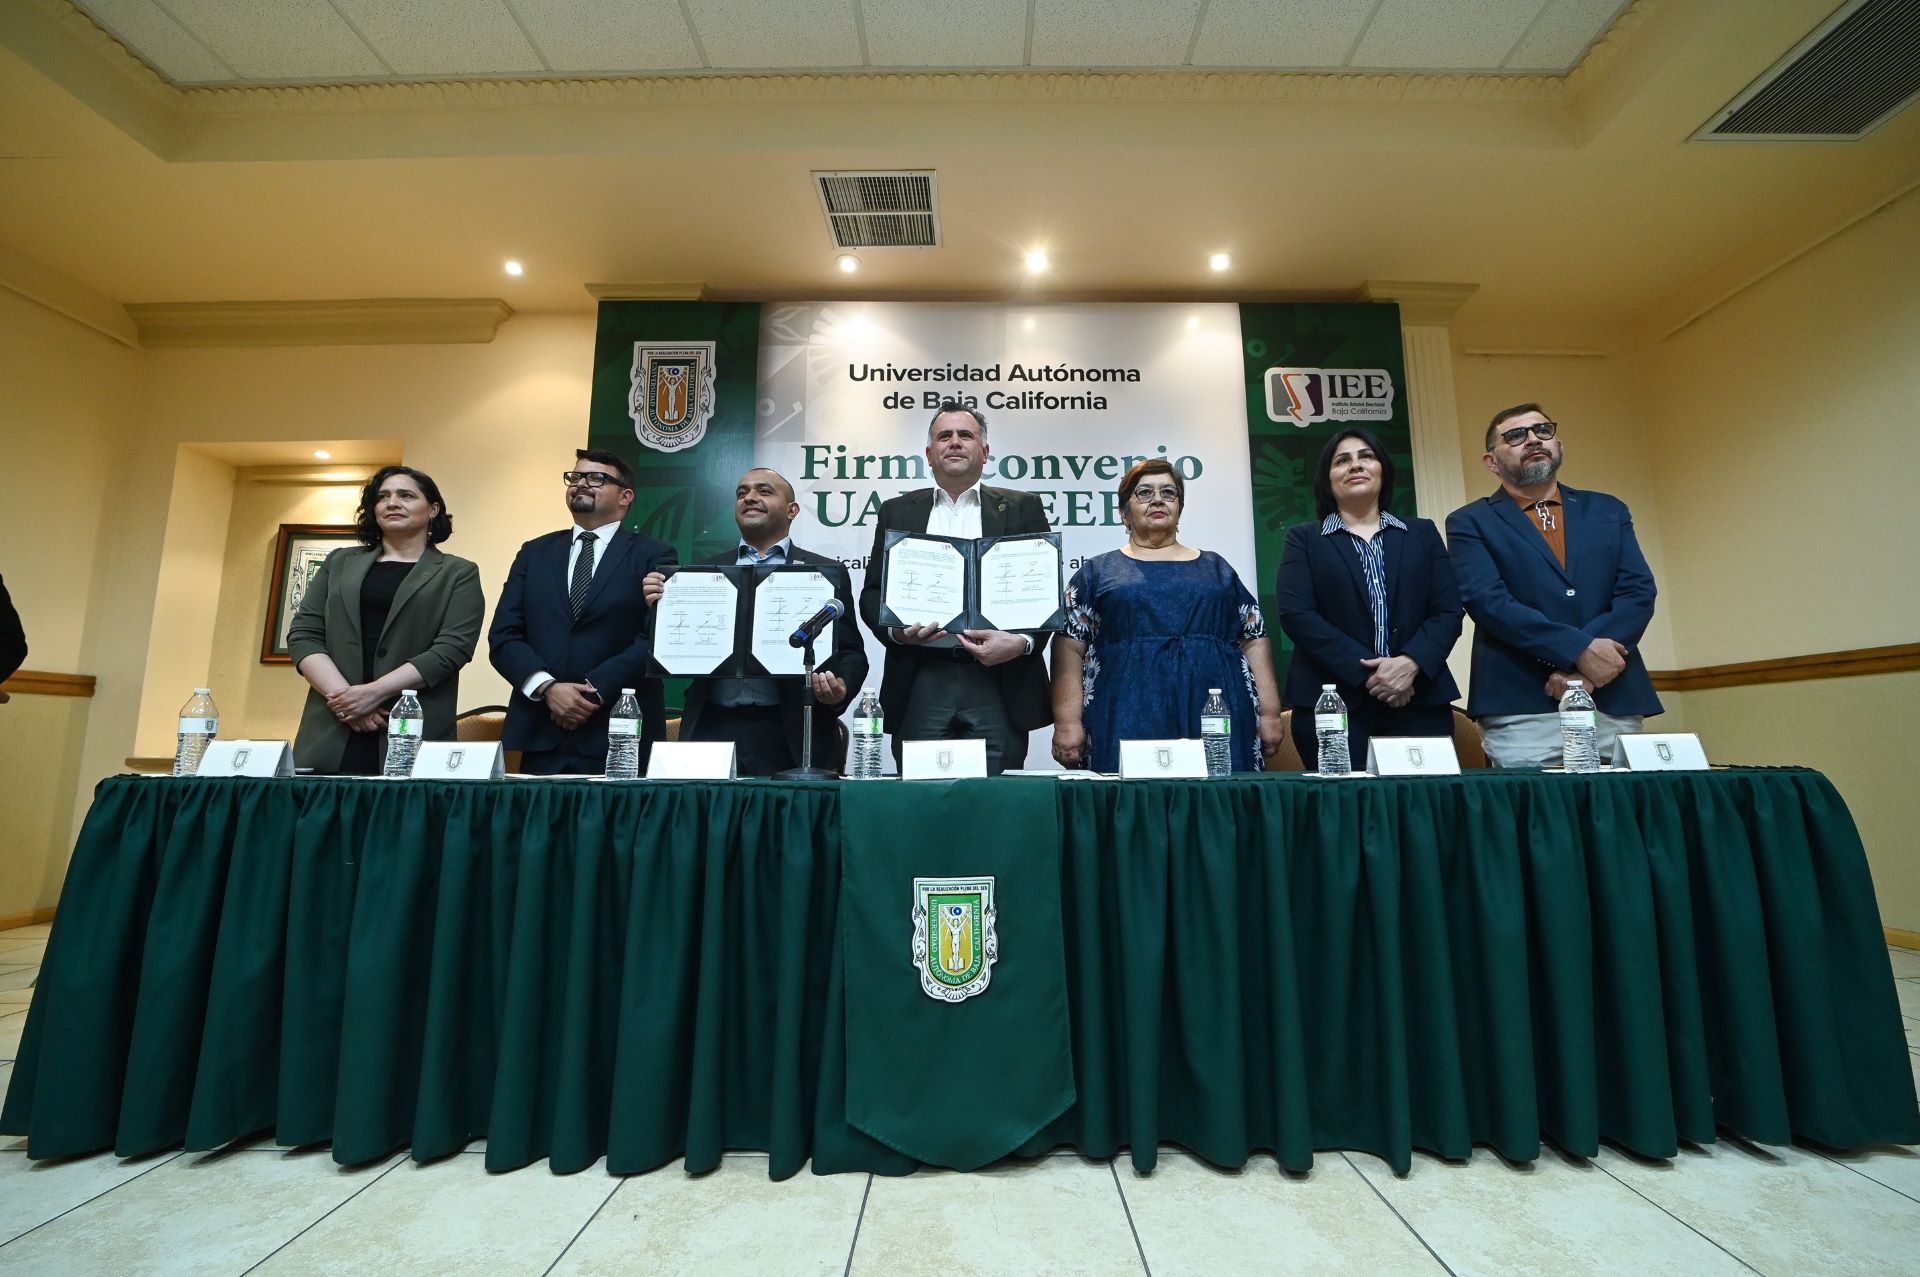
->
xmin=3 ymin=768 xmax=1914 ymax=1176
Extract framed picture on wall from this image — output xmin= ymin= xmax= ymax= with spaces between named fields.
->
xmin=261 ymin=523 xmax=359 ymax=664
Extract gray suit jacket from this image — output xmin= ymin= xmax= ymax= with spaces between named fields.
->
xmin=287 ymin=544 xmax=486 ymax=771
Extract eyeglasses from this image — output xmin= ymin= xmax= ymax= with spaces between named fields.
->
xmin=563 ymin=471 xmax=626 ymax=489
xmin=1130 ymin=485 xmax=1182 ymax=503
xmin=1496 ymin=421 xmax=1558 ymax=447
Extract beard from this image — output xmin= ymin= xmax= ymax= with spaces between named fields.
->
xmin=1499 ymin=447 xmax=1562 ymax=487
xmin=567 ymin=490 xmax=596 ymax=511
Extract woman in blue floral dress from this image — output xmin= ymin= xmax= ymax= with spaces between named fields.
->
xmin=1049 ymin=459 xmax=1283 ymax=772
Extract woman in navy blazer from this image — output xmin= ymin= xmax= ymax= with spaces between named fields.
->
xmin=1274 ymin=427 xmax=1463 ymax=771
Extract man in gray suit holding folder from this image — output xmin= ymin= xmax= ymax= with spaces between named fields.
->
xmin=858 ymin=402 xmax=1051 ymax=774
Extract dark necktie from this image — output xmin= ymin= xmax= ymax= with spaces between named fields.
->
xmin=570 ymin=531 xmax=596 ymax=619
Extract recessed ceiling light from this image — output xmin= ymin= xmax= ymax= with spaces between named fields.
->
xmin=504 ymin=260 xmax=524 ymax=276
xmin=313 ymin=449 xmax=331 ymax=460
xmin=1024 ymin=249 xmax=1049 ymax=274
xmin=1021 ymin=316 xmax=1036 ymax=333
xmin=1208 ymin=252 xmax=1231 ymax=272
xmin=836 ymin=253 xmax=860 ymax=274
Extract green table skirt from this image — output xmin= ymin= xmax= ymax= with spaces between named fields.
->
xmin=3 ymin=768 xmax=1913 ymax=1176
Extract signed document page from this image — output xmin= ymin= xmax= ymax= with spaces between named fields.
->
xmin=750 ymin=570 xmax=836 ymax=675
xmin=653 ymin=570 xmax=739 ymax=675
xmin=882 ymin=537 xmax=966 ymax=629
xmin=978 ymin=537 xmax=1061 ymax=632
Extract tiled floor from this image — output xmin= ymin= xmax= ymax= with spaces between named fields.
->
xmin=3 ymin=923 xmax=1919 ymax=1275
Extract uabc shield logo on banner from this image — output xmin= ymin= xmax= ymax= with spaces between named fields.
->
xmin=1264 ymin=366 xmax=1395 ymax=427
xmin=630 ymin=341 xmax=717 ymax=452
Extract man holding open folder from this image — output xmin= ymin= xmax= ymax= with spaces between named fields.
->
xmin=858 ymin=402 xmax=1051 ymax=774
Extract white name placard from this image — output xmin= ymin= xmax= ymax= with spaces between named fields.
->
xmin=1118 ymin=738 xmax=1207 ymax=779
xmin=196 ymin=740 xmax=294 ymax=777
xmin=900 ymin=738 xmax=987 ymax=780
xmin=1611 ymin=733 xmax=1709 ymax=771
xmin=413 ymin=741 xmax=505 ymax=780
xmin=1366 ymin=737 xmax=1461 ymax=777
xmin=645 ymin=741 xmax=738 ymax=780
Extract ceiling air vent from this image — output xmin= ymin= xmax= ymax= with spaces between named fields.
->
xmin=1695 ymin=0 xmax=1920 ymax=141
xmin=814 ymin=171 xmax=940 ymax=248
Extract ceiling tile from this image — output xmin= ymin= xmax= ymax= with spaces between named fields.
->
xmin=861 ymin=0 xmax=1028 ymax=69
xmin=1348 ymin=0 xmax=1547 ymax=70
xmin=506 ymin=0 xmax=702 ymax=72
xmin=73 ymin=0 xmax=234 ymax=83
xmin=682 ymin=0 xmax=863 ymax=69
xmin=1190 ymin=0 xmax=1375 ymax=68
xmin=1030 ymin=0 xmax=1206 ymax=68
xmin=158 ymin=0 xmax=388 ymax=80
xmin=329 ymin=0 xmax=544 ymax=76
xmin=1505 ymin=0 xmax=1629 ymax=71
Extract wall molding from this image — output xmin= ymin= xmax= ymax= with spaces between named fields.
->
xmin=1652 ymin=643 xmax=1920 ymax=693
xmin=127 ymin=298 xmax=514 ymax=348
xmin=0 ymin=670 xmax=97 ymax=698
xmin=0 ymin=906 xmax=55 ymax=931
xmin=1887 ymin=927 xmax=1920 ymax=951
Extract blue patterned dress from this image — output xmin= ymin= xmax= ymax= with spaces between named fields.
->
xmin=1062 ymin=549 xmax=1267 ymax=773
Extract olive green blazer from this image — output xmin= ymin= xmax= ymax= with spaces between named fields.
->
xmin=286 ymin=544 xmax=486 ymax=772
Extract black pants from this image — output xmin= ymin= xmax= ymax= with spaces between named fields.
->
xmin=686 ymin=703 xmax=796 ymax=777
xmin=894 ymin=657 xmax=1026 ymax=775
xmin=1290 ymin=698 xmax=1452 ymax=773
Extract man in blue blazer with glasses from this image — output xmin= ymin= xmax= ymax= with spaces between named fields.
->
xmin=1446 ymin=404 xmax=1661 ymax=767
xmin=490 ymin=449 xmax=678 ymax=774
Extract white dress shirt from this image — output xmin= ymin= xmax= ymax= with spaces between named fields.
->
xmin=925 ymin=483 xmax=984 ymax=539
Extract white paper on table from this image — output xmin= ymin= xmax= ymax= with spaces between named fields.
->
xmin=750 ymin=570 xmax=837 ymax=676
xmin=977 ymin=537 xmax=1061 ymax=632
xmin=883 ymin=538 xmax=965 ymax=628
xmin=653 ymin=571 xmax=740 ymax=675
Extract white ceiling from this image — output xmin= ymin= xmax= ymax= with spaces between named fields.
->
xmin=70 ymin=0 xmax=1633 ymax=84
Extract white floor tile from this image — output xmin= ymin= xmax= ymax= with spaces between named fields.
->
xmin=0 ymin=926 xmax=49 ymax=940
xmin=251 ymin=1150 xmax=619 ymax=1276
xmin=0 ymin=1061 xmax=19 ymax=1154
xmin=0 ymin=987 xmax=33 ymax=1010
xmin=0 ymin=941 xmax=44 ymax=965
xmin=1818 ymin=1144 xmax=1920 ymax=1205
xmin=1349 ymin=1148 xmax=1753 ymax=1277
xmin=1120 ymin=1151 xmax=1443 ymax=1276
xmin=1895 ymin=981 xmax=1920 ymax=1021
xmin=0 ymin=1150 xmax=175 ymax=1247
xmin=1599 ymin=1141 xmax=1920 ymax=1276
xmin=549 ymin=1154 xmax=865 ymax=1277
xmin=0 ymin=1010 xmax=25 ymax=1062
xmin=1890 ymin=949 xmax=1920 ymax=980
xmin=852 ymin=1156 xmax=1142 ymax=1276
xmin=0 ymin=968 xmax=36 ymax=995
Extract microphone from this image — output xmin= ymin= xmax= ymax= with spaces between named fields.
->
xmin=789 ymin=598 xmax=843 ymax=648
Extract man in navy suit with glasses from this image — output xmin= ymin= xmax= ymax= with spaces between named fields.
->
xmin=1445 ymin=404 xmax=1661 ymax=767
xmin=489 ymin=449 xmax=678 ymax=774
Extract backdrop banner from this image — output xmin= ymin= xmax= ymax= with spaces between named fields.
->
xmin=586 ymin=300 xmax=1409 ymax=764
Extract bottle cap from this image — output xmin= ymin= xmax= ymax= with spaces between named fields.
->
xmin=621 ymin=687 xmax=634 ymax=695
xmin=1567 ymin=679 xmax=1584 ymax=687
xmin=195 ymin=688 xmax=211 ymax=695
xmin=1321 ymin=683 xmax=1335 ymax=691
xmin=1208 ymin=687 xmax=1221 ymax=694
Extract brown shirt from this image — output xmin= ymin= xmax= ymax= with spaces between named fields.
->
xmin=1509 ymin=486 xmax=1566 ymax=568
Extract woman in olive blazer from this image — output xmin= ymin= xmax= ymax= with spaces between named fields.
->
xmin=288 ymin=466 xmax=485 ymax=773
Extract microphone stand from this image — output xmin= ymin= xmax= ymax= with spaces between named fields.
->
xmin=775 ymin=634 xmax=839 ymax=781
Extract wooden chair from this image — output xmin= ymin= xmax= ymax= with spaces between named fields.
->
xmin=454 ymin=705 xmax=519 ymax=773
xmin=1450 ymin=705 xmax=1488 ymax=769
xmin=1270 ymin=708 xmax=1306 ymax=771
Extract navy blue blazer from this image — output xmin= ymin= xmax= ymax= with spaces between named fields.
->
xmin=1274 ymin=516 xmax=1462 ymax=709
xmin=1445 ymin=486 xmax=1661 ymax=718
xmin=488 ymin=526 xmax=679 ymax=759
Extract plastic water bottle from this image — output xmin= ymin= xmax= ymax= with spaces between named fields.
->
xmin=1314 ymin=684 xmax=1351 ymax=776
xmin=1559 ymin=679 xmax=1601 ymax=773
xmin=1201 ymin=687 xmax=1232 ymax=778
xmin=849 ymin=689 xmax=885 ymax=779
xmin=383 ymin=690 xmax=424 ymax=778
xmin=173 ymin=688 xmax=218 ymax=776
xmin=605 ymin=687 xmax=641 ymax=779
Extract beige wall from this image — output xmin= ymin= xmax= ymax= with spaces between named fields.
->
xmin=1637 ymin=190 xmax=1920 ymax=666
xmin=0 ymin=289 xmax=135 ymax=917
